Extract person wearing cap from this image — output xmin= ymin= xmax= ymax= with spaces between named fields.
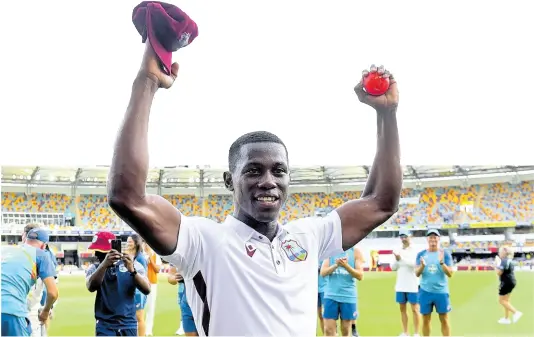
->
xmin=1 ymin=228 xmax=58 ymax=337
xmin=392 ymin=229 xmax=420 ymax=337
xmin=24 ymin=226 xmax=59 ymax=337
xmin=85 ymin=231 xmax=151 ymax=337
xmin=415 ymin=229 xmax=454 ymax=337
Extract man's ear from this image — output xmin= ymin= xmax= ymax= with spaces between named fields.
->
xmin=223 ymin=171 xmax=234 ymax=191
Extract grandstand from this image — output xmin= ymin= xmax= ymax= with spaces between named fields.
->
xmin=2 ymin=165 xmax=534 ymax=270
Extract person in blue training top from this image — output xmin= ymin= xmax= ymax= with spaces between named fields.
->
xmin=34 ymin=245 xmax=59 ymax=337
xmin=415 ymin=229 xmax=454 ymax=337
xmin=86 ymin=231 xmax=151 ymax=337
xmin=168 ymin=264 xmax=198 ymax=336
xmin=1 ymin=228 xmax=58 ymax=337
xmin=39 ymin=245 xmax=59 ymax=307
xmin=321 ymin=246 xmax=364 ymax=337
xmin=127 ymin=234 xmax=149 ymax=336
xmin=317 ymin=263 xmax=327 ymax=335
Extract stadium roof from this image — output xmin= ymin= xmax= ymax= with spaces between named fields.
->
xmin=2 ymin=165 xmax=534 ymax=189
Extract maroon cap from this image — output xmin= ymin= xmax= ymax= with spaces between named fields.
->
xmin=88 ymin=231 xmax=116 ymax=253
xmin=133 ymin=1 xmax=199 ymax=75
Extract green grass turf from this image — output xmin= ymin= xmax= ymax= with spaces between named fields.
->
xmin=48 ymin=272 xmax=533 ymax=336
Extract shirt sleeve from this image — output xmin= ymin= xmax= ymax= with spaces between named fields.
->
xmin=161 ymin=214 xmax=203 ymax=279
xmin=134 ymin=261 xmax=148 ymax=278
xmin=36 ymin=249 xmax=57 ymax=280
xmin=306 ymin=210 xmax=344 ymax=261
xmin=85 ymin=264 xmax=97 ymax=279
xmin=498 ymin=259 xmax=507 ymax=270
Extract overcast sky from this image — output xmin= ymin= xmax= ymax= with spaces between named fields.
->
xmin=1 ymin=0 xmax=532 ymax=168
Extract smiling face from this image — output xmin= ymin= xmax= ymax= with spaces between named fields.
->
xmin=400 ymin=234 xmax=410 ymax=247
xmin=224 ymin=142 xmax=290 ymax=224
xmin=127 ymin=236 xmax=135 ymax=252
xmin=427 ymin=233 xmax=440 ymax=250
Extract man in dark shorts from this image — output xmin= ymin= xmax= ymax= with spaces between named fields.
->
xmin=495 ymin=247 xmax=522 ymax=324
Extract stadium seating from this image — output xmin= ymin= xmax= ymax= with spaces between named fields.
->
xmin=2 ymin=181 xmax=533 ymax=230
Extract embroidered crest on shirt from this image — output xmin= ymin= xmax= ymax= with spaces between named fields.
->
xmin=281 ymin=239 xmax=308 ymax=262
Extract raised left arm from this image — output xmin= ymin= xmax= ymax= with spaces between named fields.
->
xmin=337 ymin=65 xmax=402 ymax=250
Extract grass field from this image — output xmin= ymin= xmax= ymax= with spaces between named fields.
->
xmin=48 ymin=272 xmax=533 ymax=336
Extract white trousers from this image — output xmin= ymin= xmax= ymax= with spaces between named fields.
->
xmin=145 ymin=283 xmax=158 ymax=335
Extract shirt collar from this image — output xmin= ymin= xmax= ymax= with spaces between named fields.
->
xmin=225 ymin=215 xmax=284 ymax=242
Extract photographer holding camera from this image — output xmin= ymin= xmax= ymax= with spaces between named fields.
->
xmin=86 ymin=231 xmax=151 ymax=336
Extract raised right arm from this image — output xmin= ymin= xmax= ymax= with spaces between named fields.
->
xmin=108 ymin=43 xmax=182 ymax=256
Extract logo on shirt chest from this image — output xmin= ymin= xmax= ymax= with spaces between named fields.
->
xmin=281 ymin=239 xmax=308 ymax=262
xmin=245 ymin=243 xmax=257 ymax=257
xmin=427 ymin=264 xmax=438 ymax=274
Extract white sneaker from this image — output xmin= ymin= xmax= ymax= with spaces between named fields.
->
xmin=413 ymin=334 xmax=421 ymax=337
xmin=399 ymin=333 xmax=408 ymax=337
xmin=512 ymin=311 xmax=523 ymax=323
xmin=498 ymin=317 xmax=511 ymax=324
xmin=176 ymin=326 xmax=184 ymax=335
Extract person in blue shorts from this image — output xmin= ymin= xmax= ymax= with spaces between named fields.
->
xmin=415 ymin=229 xmax=454 ymax=337
xmin=168 ymin=264 xmax=198 ymax=336
xmin=321 ymin=247 xmax=364 ymax=337
xmin=317 ymin=264 xmax=326 ymax=335
xmin=392 ymin=229 xmax=420 ymax=337
xmin=1 ymin=228 xmax=58 ymax=337
xmin=127 ymin=234 xmax=149 ymax=336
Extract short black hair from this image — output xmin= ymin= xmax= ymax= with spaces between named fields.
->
xmin=228 ymin=131 xmax=288 ymax=172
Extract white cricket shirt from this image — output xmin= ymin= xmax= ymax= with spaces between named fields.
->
xmin=163 ymin=210 xmax=343 ymax=336
xmin=391 ymin=245 xmax=419 ymax=293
